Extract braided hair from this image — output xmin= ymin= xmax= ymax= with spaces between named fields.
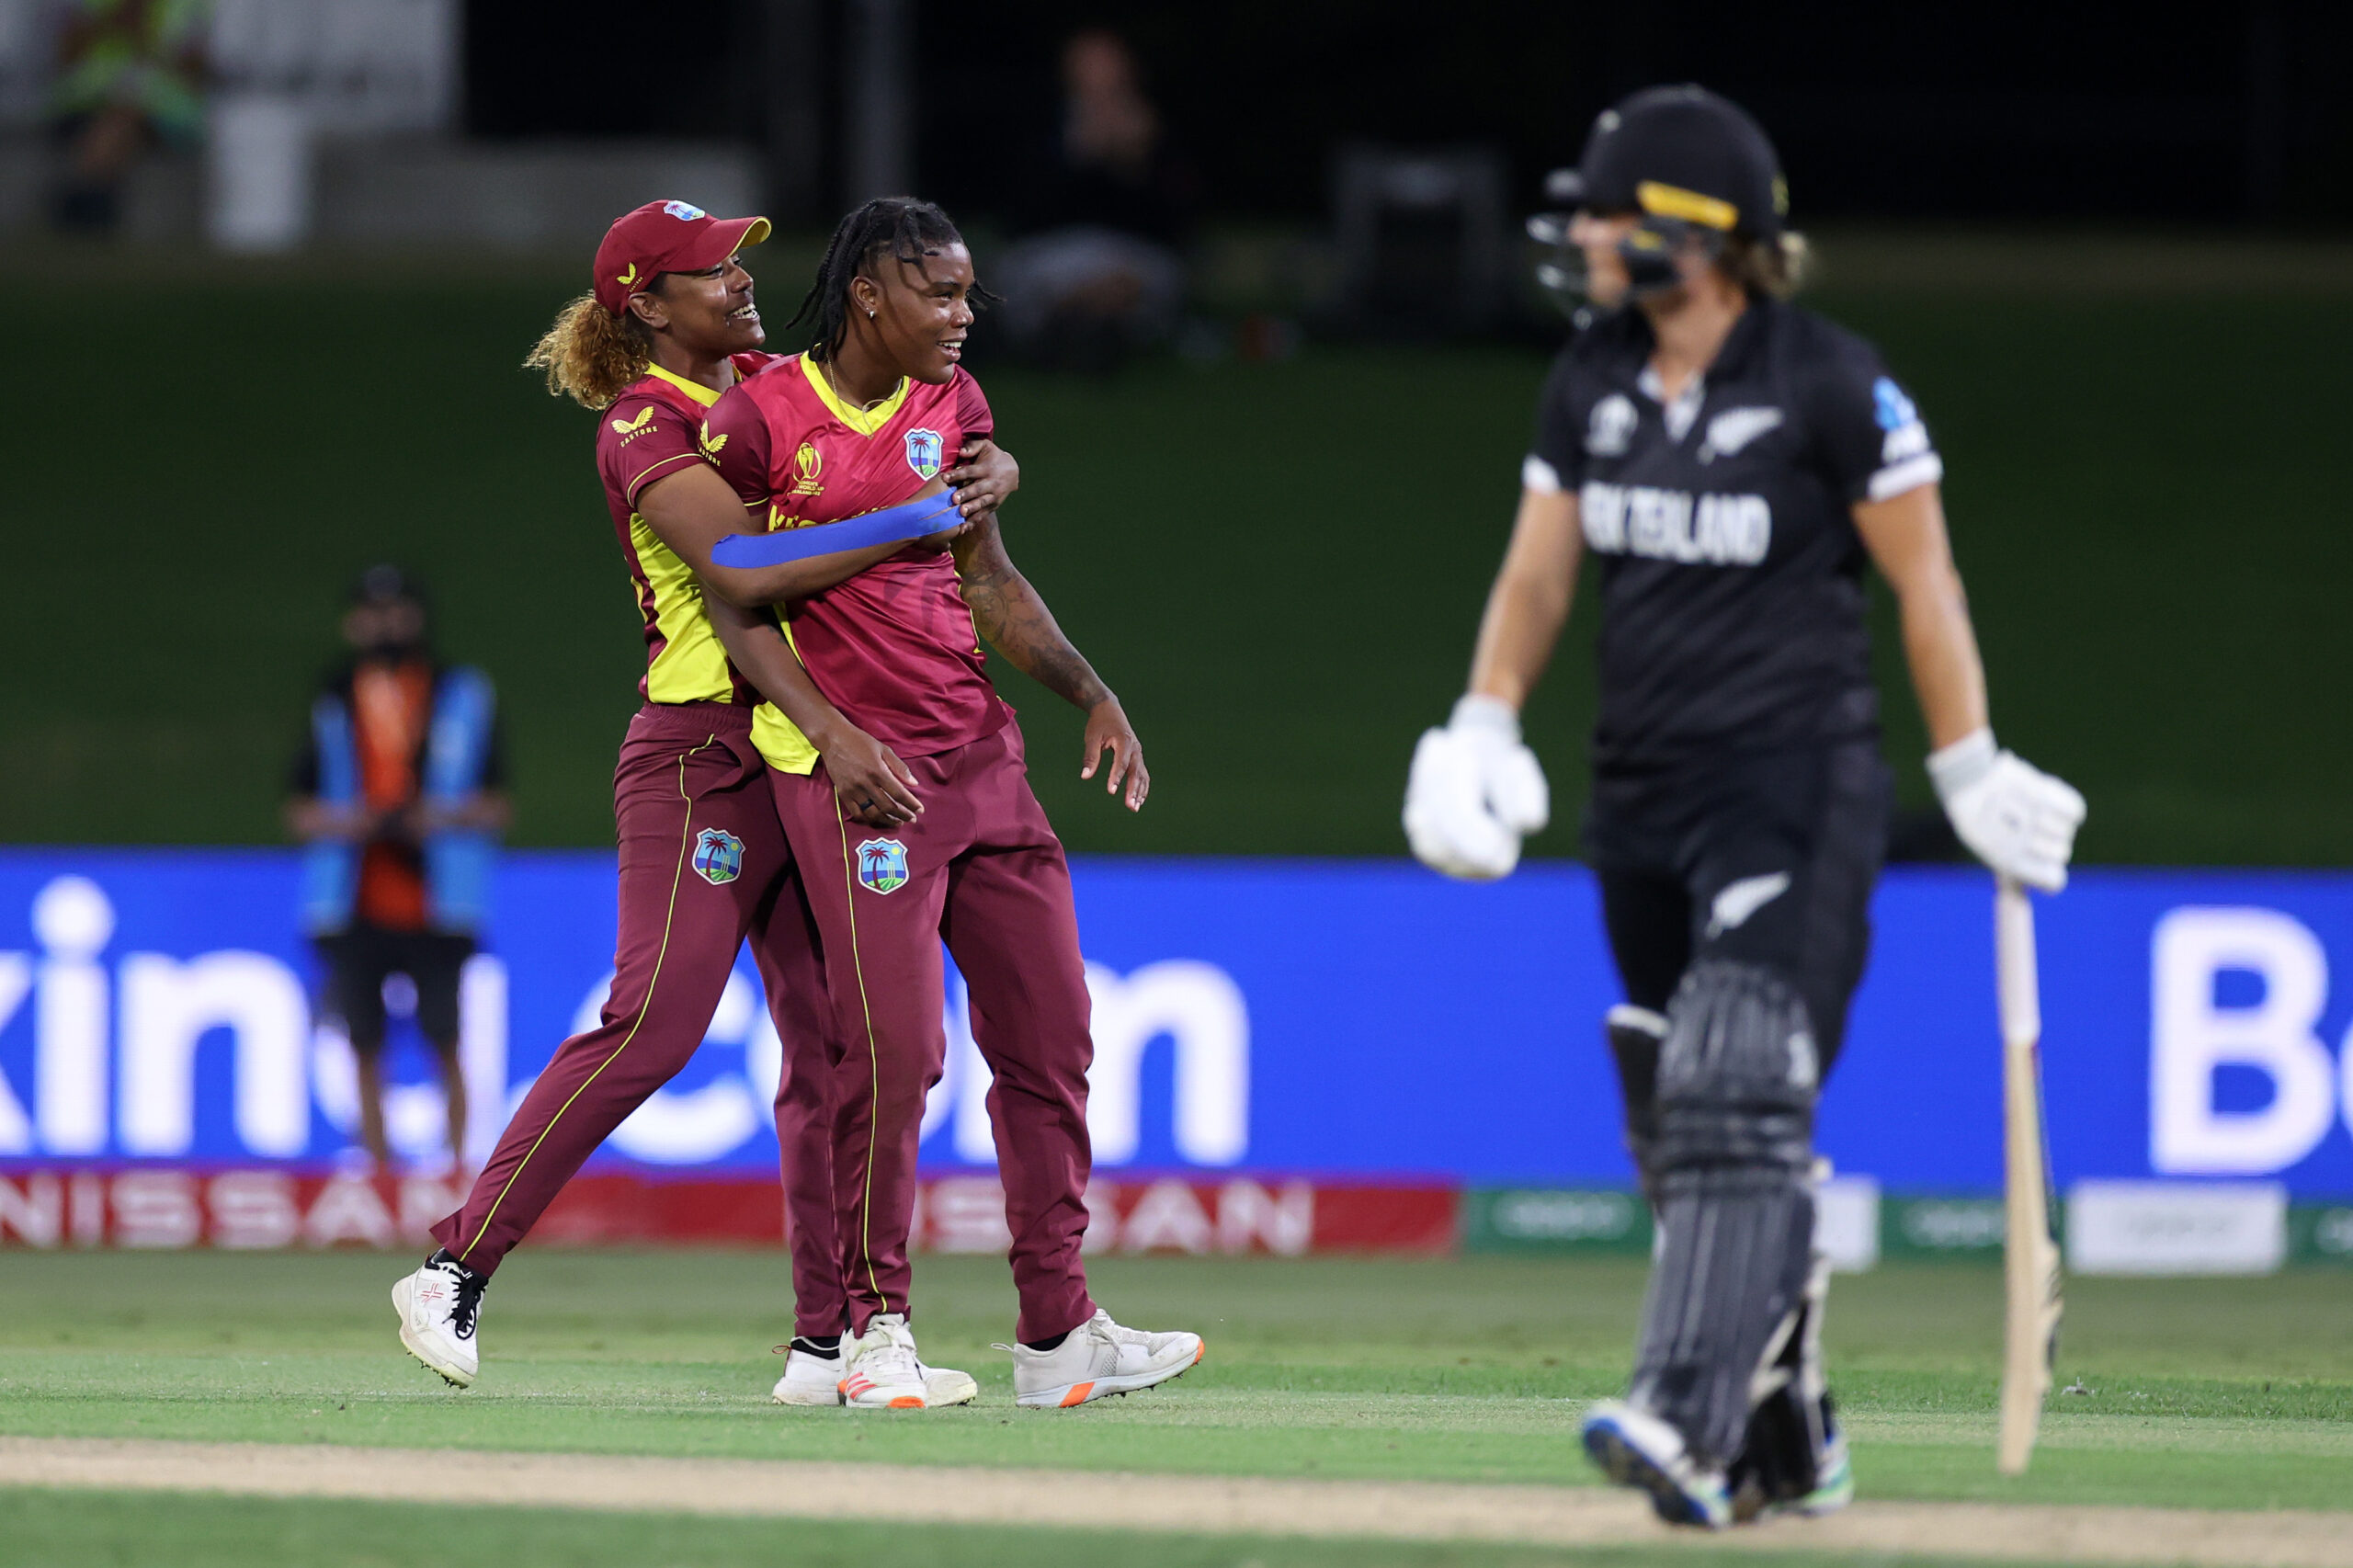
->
xmin=790 ymin=196 xmax=998 ymax=361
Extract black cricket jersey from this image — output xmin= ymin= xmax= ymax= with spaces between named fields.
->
xmin=1526 ymin=296 xmax=1943 ymax=776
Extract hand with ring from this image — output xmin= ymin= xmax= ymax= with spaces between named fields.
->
xmin=811 ymin=722 xmax=923 ymax=829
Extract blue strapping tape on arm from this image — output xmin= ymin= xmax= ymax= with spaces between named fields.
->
xmin=710 ymin=491 xmax=964 ymax=569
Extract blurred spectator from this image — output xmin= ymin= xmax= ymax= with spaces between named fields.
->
xmin=288 ymin=567 xmax=507 ymax=1176
xmin=994 ymin=28 xmax=1197 ymax=370
xmin=46 ymin=0 xmax=210 ymax=234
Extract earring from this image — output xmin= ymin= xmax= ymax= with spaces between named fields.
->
xmin=866 ymin=307 xmax=876 ymax=319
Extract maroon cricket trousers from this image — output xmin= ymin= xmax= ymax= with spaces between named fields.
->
xmin=433 ymin=702 xmax=851 ymax=1336
xmin=770 ymin=720 xmax=1097 ymax=1345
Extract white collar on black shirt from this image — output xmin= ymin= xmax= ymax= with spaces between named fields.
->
xmin=1636 ymin=363 xmax=1707 ymax=444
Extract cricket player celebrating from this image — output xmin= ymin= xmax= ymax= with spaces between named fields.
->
xmin=391 ymin=199 xmax=1018 ymax=1401
xmin=1404 ymin=87 xmax=2085 ymax=1524
xmin=626 ymin=196 xmax=1204 ymax=1411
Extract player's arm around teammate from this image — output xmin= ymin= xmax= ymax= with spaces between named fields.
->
xmin=392 ymin=201 xmax=972 ymax=1401
xmin=625 ymin=240 xmax=1026 ymax=1413
xmin=633 ymin=435 xmax=1022 ymax=831
xmin=684 ymin=198 xmax=1201 ymax=1412
xmin=699 ymin=506 xmax=1151 ymax=815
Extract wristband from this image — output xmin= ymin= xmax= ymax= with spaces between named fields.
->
xmin=1450 ymin=694 xmax=1523 ymax=744
xmin=1927 ymin=728 xmax=1997 ymax=803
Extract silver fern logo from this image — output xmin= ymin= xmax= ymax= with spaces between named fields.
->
xmin=1706 ymin=870 xmax=1790 ymax=937
xmin=1698 ymin=406 xmax=1784 ymax=463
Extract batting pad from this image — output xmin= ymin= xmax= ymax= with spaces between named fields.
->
xmin=1631 ymin=960 xmax=1823 ymax=1467
xmin=1633 ymin=1173 xmax=1814 ymax=1469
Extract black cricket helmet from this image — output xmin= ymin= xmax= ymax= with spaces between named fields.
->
xmin=1529 ymin=85 xmax=1789 ymax=312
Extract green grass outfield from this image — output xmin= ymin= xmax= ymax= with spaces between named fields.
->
xmin=10 ymin=237 xmax=2353 ymax=864
xmin=0 ymin=1248 xmax=2347 ymax=1568
xmin=0 ymin=1489 xmax=2102 ymax=1568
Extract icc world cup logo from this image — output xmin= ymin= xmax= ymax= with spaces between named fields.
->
xmin=792 ymin=440 xmax=825 ymax=495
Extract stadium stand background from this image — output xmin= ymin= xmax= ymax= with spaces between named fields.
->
xmin=3 ymin=0 xmax=2348 ymax=864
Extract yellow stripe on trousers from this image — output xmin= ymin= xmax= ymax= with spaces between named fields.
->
xmin=833 ymin=797 xmax=889 ymax=1310
xmin=457 ymin=737 xmax=718 ymax=1263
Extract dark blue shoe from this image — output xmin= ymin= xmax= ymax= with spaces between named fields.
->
xmin=1582 ymin=1399 xmax=1732 ymax=1528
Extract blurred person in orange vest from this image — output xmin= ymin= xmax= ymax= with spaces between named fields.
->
xmin=288 ymin=567 xmax=508 ymax=1176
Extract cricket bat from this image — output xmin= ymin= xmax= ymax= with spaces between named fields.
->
xmin=1995 ymin=875 xmax=2062 ymax=1476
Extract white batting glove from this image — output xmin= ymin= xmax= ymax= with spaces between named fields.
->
xmin=1404 ymin=696 xmax=1550 ymax=881
xmin=1928 ymin=729 xmax=2086 ymax=892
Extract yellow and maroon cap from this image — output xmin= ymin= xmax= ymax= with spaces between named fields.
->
xmin=593 ymin=199 xmax=772 ymax=316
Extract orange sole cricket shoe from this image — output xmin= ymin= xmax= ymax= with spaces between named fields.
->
xmin=1007 ymin=1310 xmax=1205 ymax=1409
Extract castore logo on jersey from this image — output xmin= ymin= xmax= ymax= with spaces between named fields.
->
xmin=609 ymin=406 xmax=655 ymax=439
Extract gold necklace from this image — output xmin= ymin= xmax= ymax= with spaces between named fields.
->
xmin=819 ymin=357 xmax=892 ymax=413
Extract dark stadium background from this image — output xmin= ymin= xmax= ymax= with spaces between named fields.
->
xmin=473 ymin=1 xmax=2353 ymax=226
xmin=9 ymin=0 xmax=2350 ymax=864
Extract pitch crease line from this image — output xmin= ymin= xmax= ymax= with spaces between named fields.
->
xmin=4 ymin=1438 xmax=2351 ymax=1567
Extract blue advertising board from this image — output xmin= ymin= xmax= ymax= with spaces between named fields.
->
xmin=0 ymin=849 xmax=2347 ymax=1197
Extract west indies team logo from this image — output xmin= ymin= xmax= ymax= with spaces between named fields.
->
xmin=792 ymin=440 xmax=825 ymax=495
xmin=904 ymin=428 xmax=944 ymax=482
xmin=856 ymin=837 xmax=910 ymax=894
xmin=693 ymin=827 xmax=745 ymax=886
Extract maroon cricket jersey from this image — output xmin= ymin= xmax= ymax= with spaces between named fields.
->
xmin=701 ymin=354 xmax=1014 ymax=759
xmin=594 ymin=353 xmax=782 ymax=705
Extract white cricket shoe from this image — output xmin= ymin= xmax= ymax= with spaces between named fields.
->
xmin=392 ymin=1250 xmax=485 ymax=1389
xmin=1003 ymin=1309 xmax=1204 ymax=1409
xmin=838 ymin=1313 xmax=932 ymax=1409
xmin=774 ymin=1330 xmax=978 ymax=1408
xmin=772 ymin=1337 xmax=847 ymax=1406
xmin=918 ymin=1357 xmax=980 ymax=1408
xmin=1582 ymin=1399 xmax=1732 ymax=1528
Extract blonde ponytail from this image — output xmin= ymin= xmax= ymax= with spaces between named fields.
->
xmin=1721 ymin=230 xmax=1812 ymax=300
xmin=1775 ymin=231 xmax=1812 ymax=295
xmin=523 ymin=293 xmax=654 ymax=409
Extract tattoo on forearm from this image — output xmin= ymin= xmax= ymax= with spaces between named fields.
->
xmin=962 ymin=567 xmax=1109 ymax=710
